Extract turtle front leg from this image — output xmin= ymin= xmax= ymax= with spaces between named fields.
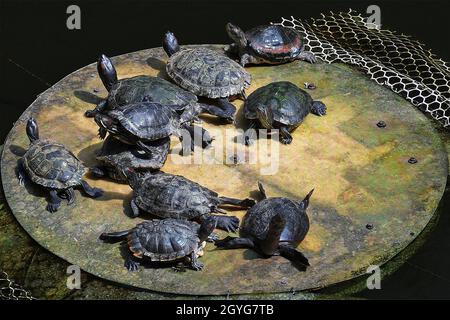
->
xmin=129 ymin=198 xmax=141 ymax=218
xmin=189 ymin=251 xmax=204 ymax=271
xmin=279 ymin=126 xmax=293 ymax=145
xmin=85 ymin=100 xmax=107 ymax=118
xmin=244 ymin=121 xmax=258 ymax=146
xmin=198 ymin=103 xmax=235 ymax=123
xmin=17 ymin=159 xmax=27 ymax=186
xmin=218 ymin=196 xmax=256 ymax=208
xmin=217 ymin=98 xmax=237 ymax=121
xmin=125 ymin=255 xmax=140 ymax=272
xmin=215 ymin=236 xmax=255 ymax=250
xmin=60 ymin=187 xmax=76 ymax=205
xmin=80 ymin=180 xmax=104 ymax=198
xmin=209 ymin=215 xmax=240 ymax=233
xmin=297 ymin=51 xmax=317 ymax=64
xmin=46 ymin=189 xmax=62 ymax=213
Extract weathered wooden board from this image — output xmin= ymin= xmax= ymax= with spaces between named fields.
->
xmin=1 ymin=45 xmax=447 ymax=295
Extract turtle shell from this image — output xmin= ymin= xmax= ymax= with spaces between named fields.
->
xmin=244 ymin=81 xmax=312 ymax=126
xmin=247 ymin=25 xmax=303 ymax=62
xmin=23 ymin=140 xmax=86 ymax=189
xmin=134 ymin=172 xmax=219 ymax=220
xmin=127 ymin=219 xmax=200 ymax=261
xmin=96 ymin=136 xmax=170 ymax=181
xmin=166 ymin=47 xmax=251 ymax=98
xmin=241 ymin=197 xmax=309 ymax=246
xmin=110 ymin=102 xmax=179 ymax=141
xmin=108 ymin=75 xmax=197 ymax=111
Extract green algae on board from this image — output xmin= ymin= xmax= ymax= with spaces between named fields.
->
xmin=1 ymin=45 xmax=447 ymax=295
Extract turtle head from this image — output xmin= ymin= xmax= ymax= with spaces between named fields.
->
xmin=120 ymin=167 xmax=140 ymax=190
xmin=163 ymin=31 xmax=181 ymax=57
xmin=26 ymin=118 xmax=39 ymax=143
xmin=298 ymin=189 xmax=314 ymax=211
xmin=97 ymin=54 xmax=118 ymax=92
xmin=198 ymin=216 xmax=217 ymax=242
xmin=226 ymin=23 xmax=247 ymax=48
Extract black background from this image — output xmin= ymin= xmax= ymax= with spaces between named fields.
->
xmin=0 ymin=0 xmax=449 ymax=299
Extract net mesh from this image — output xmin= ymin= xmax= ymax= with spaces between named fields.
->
xmin=276 ymin=10 xmax=450 ymax=128
xmin=0 ymin=271 xmax=35 ymax=300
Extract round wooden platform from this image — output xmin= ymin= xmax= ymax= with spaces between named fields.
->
xmin=1 ymin=45 xmax=447 ymax=295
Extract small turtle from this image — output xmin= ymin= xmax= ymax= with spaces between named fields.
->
xmin=123 ymin=169 xmax=255 ymax=232
xmin=216 ymin=182 xmax=314 ymax=268
xmin=100 ymin=217 xmax=218 ymax=271
xmin=85 ymin=55 xmax=235 ymax=122
xmin=17 ymin=118 xmax=104 ymax=212
xmin=90 ymin=135 xmax=170 ymax=183
xmin=163 ymin=31 xmax=251 ymax=120
xmin=225 ymin=23 xmax=316 ymax=67
xmin=94 ymin=100 xmax=212 ymax=156
xmin=243 ymin=81 xmax=327 ymax=145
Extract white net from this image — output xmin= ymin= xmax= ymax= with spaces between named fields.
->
xmin=0 ymin=271 xmax=35 ymax=300
xmin=276 ymin=10 xmax=450 ymax=128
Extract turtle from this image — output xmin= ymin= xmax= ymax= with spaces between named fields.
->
xmin=123 ymin=169 xmax=256 ymax=233
xmin=94 ymin=100 xmax=212 ymax=156
xmin=243 ymin=81 xmax=327 ymax=145
xmin=90 ymin=135 xmax=170 ymax=183
xmin=17 ymin=118 xmax=104 ymax=212
xmin=225 ymin=23 xmax=316 ymax=67
xmin=163 ymin=31 xmax=252 ymax=121
xmin=99 ymin=217 xmax=218 ymax=271
xmin=215 ymin=182 xmax=314 ymax=269
xmin=84 ymin=54 xmax=235 ymax=122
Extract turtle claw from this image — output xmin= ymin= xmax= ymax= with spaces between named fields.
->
xmin=84 ymin=109 xmax=96 ymax=118
xmin=216 ymin=216 xmax=240 ymax=233
xmin=125 ymin=258 xmax=140 ymax=272
xmin=311 ymin=101 xmax=327 ymax=116
xmin=46 ymin=202 xmax=61 ymax=213
xmin=191 ymin=260 xmax=204 ymax=271
xmin=280 ymin=136 xmax=293 ymax=145
xmin=207 ymin=232 xmax=220 ymax=242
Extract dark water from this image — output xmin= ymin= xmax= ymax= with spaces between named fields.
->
xmin=1 ymin=0 xmax=449 ymax=299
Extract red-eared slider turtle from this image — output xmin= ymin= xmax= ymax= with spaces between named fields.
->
xmin=90 ymin=135 xmax=170 ymax=183
xmin=17 ymin=118 xmax=104 ymax=212
xmin=244 ymin=81 xmax=327 ymax=145
xmin=94 ymin=100 xmax=212 ymax=156
xmin=163 ymin=31 xmax=251 ymax=121
xmin=123 ymin=169 xmax=255 ymax=232
xmin=215 ymin=182 xmax=313 ymax=269
xmin=225 ymin=23 xmax=316 ymax=66
xmin=100 ymin=217 xmax=217 ymax=271
xmin=85 ymin=55 xmax=235 ymax=122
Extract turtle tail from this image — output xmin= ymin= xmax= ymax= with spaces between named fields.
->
xmin=99 ymin=230 xmax=131 ymax=242
xmin=26 ymin=118 xmax=39 ymax=143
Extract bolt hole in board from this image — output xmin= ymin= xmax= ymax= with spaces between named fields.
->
xmin=1 ymin=45 xmax=447 ymax=295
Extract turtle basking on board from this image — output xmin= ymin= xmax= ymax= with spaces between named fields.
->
xmin=85 ymin=54 xmax=235 ymax=122
xmin=163 ymin=31 xmax=251 ymax=121
xmin=123 ymin=169 xmax=255 ymax=233
xmin=243 ymin=81 xmax=326 ymax=145
xmin=17 ymin=118 xmax=104 ymax=212
xmin=215 ymin=182 xmax=314 ymax=269
xmin=225 ymin=23 xmax=316 ymax=66
xmin=100 ymin=217 xmax=218 ymax=271
xmin=90 ymin=135 xmax=170 ymax=183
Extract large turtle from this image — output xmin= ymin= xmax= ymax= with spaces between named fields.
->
xmin=90 ymin=135 xmax=170 ymax=183
xmin=94 ymin=100 xmax=212 ymax=156
xmin=225 ymin=23 xmax=316 ymax=67
xmin=215 ymin=182 xmax=314 ymax=269
xmin=163 ymin=31 xmax=251 ymax=120
xmin=243 ymin=81 xmax=327 ymax=145
xmin=123 ymin=169 xmax=255 ymax=232
xmin=17 ymin=118 xmax=104 ymax=212
xmin=100 ymin=217 xmax=217 ymax=271
xmin=85 ymin=54 xmax=235 ymax=122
